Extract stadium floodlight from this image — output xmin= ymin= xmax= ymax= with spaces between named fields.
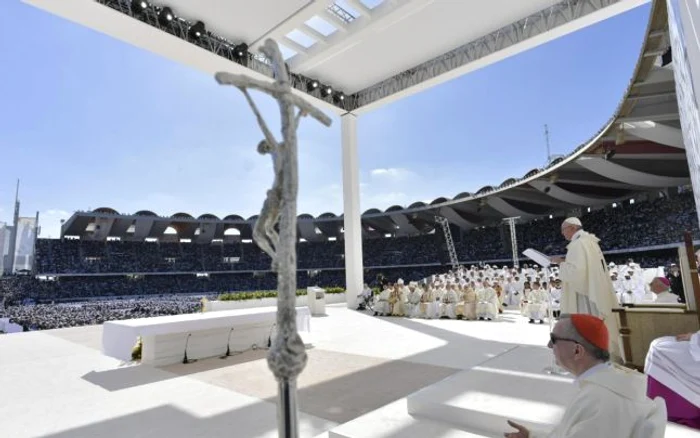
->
xmin=320 ymin=85 xmax=333 ymax=98
xmin=189 ymin=21 xmax=205 ymax=39
xmin=131 ymin=0 xmax=149 ymax=14
xmin=306 ymin=80 xmax=319 ymax=91
xmin=333 ymin=92 xmax=345 ymax=104
xmin=158 ymin=7 xmax=174 ymax=26
xmin=232 ymin=43 xmax=248 ymax=59
xmin=188 ymin=21 xmax=205 ymax=39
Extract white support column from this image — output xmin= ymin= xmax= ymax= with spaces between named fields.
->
xmin=341 ymin=113 xmax=363 ymax=308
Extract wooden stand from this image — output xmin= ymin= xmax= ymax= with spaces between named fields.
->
xmin=614 ymin=231 xmax=700 ymax=370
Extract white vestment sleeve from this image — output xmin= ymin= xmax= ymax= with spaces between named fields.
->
xmin=558 ymin=242 xmax=587 ymax=292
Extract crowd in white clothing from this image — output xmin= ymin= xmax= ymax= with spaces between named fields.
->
xmin=364 ymin=263 xmax=564 ymax=323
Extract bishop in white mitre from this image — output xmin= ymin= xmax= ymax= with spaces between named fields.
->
xmin=550 ymin=217 xmax=622 ymax=362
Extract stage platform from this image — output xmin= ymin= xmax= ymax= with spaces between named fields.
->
xmin=1 ymin=306 xmax=698 ymax=437
xmin=102 ymin=306 xmax=311 ymax=366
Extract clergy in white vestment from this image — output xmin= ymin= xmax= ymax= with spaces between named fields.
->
xmin=524 ymin=284 xmax=548 ymax=324
xmin=405 ymin=283 xmax=423 ymax=318
xmin=373 ymin=285 xmax=392 ymax=316
xmin=550 ymin=283 xmax=562 ymax=319
xmin=475 ymin=280 xmax=499 ymax=320
xmin=440 ymin=284 xmax=459 ymax=319
xmin=456 ymin=283 xmax=477 ymax=320
xmin=505 ymin=314 xmax=665 ymax=438
xmin=550 ymin=217 xmax=622 ymax=363
xmin=645 ymin=330 xmax=700 ymax=429
xmin=645 ymin=277 xmax=681 ymax=304
xmin=509 ymin=277 xmax=524 ymax=307
xmin=389 ymin=284 xmax=406 ymax=316
xmin=520 ymin=282 xmax=532 ymax=316
xmin=619 ymin=277 xmax=638 ymax=305
xmin=419 ymin=285 xmax=439 ymax=319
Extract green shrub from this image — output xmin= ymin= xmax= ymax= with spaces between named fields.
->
xmin=217 ymin=287 xmax=346 ymax=301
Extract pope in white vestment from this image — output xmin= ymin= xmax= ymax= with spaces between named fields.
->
xmin=551 ymin=217 xmax=622 ymax=362
xmin=505 ymin=314 xmax=665 ymax=438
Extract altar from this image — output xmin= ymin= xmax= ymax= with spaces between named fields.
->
xmin=102 ymin=306 xmax=311 ymax=366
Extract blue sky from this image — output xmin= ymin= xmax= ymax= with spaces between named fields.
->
xmin=0 ymin=1 xmax=650 ymax=238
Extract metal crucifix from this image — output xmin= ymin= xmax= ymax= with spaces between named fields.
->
xmin=215 ymin=39 xmax=332 ymax=438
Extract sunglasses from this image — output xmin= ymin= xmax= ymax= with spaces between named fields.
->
xmin=549 ymin=333 xmax=580 ymax=346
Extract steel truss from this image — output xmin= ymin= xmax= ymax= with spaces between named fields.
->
xmin=355 ymin=0 xmax=631 ymax=108
xmin=502 ymin=217 xmax=520 ymax=268
xmin=435 ymin=216 xmax=460 ymax=270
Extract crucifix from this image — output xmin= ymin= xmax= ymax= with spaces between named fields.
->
xmin=215 ymin=39 xmax=332 ymax=438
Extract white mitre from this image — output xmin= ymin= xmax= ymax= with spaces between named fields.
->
xmin=563 ymin=217 xmax=582 ymax=226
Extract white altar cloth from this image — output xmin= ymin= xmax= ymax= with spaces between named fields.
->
xmin=102 ymin=306 xmax=311 ymax=364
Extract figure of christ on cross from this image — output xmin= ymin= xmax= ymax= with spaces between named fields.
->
xmin=215 ymin=39 xmax=332 ymax=438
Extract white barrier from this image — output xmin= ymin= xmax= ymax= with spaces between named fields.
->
xmin=102 ymin=306 xmax=311 ymax=366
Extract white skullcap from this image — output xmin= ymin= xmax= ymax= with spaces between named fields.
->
xmin=563 ymin=217 xmax=582 ymax=227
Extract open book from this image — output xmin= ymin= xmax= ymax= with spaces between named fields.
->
xmin=522 ymin=248 xmax=551 ymax=268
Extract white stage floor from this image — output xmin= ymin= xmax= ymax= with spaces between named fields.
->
xmin=1 ymin=306 xmax=698 ymax=437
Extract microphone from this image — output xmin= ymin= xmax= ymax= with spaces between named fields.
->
xmin=183 ymin=333 xmax=197 ymax=364
xmin=220 ymin=327 xmax=235 ymax=359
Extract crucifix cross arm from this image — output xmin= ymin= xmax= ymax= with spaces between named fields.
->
xmin=215 ymin=72 xmax=332 ymax=127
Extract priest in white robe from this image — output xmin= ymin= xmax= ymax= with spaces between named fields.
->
xmin=645 ymin=330 xmax=700 ymax=429
xmin=505 ymin=314 xmax=665 ymax=437
xmin=550 ymin=217 xmax=622 ymax=362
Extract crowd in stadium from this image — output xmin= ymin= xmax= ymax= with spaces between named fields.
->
xmin=2 ymin=293 xmax=201 ymax=330
xmin=33 ymin=192 xmax=698 ymax=275
xmin=0 ymin=192 xmax=696 ymax=331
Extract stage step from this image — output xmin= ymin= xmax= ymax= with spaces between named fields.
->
xmin=328 ymin=399 xmax=493 ymax=438
xmin=407 ymin=345 xmax=577 ymax=436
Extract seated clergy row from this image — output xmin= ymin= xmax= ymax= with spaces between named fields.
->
xmin=369 ymin=269 xmax=561 ymax=323
xmin=372 ymin=279 xmax=501 ymax=320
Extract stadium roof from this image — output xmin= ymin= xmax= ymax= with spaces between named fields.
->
xmin=23 ymin=0 xmax=650 ymax=114
xmin=57 ymin=0 xmax=686 ymax=242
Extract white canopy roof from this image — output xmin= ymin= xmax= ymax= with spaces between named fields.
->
xmin=24 ymin=0 xmax=650 ymax=114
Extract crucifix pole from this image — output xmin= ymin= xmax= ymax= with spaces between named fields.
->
xmin=215 ymin=39 xmax=332 ymax=438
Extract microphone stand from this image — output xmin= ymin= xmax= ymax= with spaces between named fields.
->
xmin=183 ymin=333 xmax=197 ymax=364
xmin=542 ymin=265 xmax=567 ymax=376
xmin=220 ymin=327 xmax=235 ymax=359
